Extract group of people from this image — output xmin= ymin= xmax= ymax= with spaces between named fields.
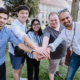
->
xmin=0 ymin=5 xmax=80 ymax=80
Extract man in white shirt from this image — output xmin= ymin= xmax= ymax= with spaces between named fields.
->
xmin=47 ymin=8 xmax=80 ymax=80
xmin=9 ymin=5 xmax=49 ymax=80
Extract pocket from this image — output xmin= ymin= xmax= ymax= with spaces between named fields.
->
xmin=0 ymin=39 xmax=7 ymax=48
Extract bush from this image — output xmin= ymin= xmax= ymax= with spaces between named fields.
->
xmin=45 ymin=23 xmax=49 ymax=27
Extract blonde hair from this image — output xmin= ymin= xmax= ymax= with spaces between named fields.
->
xmin=48 ymin=12 xmax=58 ymax=19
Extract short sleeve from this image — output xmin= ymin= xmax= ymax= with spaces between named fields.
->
xmin=8 ymin=30 xmax=21 ymax=46
xmin=27 ymin=31 xmax=38 ymax=44
xmin=10 ymin=24 xmax=26 ymax=42
xmin=43 ymin=27 xmax=50 ymax=38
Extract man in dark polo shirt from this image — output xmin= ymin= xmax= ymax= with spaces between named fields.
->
xmin=42 ymin=12 xmax=67 ymax=80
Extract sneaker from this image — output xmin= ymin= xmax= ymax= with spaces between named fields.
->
xmin=20 ymin=78 xmax=27 ymax=80
xmin=54 ymin=71 xmax=62 ymax=77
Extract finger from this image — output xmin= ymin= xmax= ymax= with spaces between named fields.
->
xmin=40 ymin=57 xmax=47 ymax=60
xmin=42 ymin=50 xmax=49 ymax=58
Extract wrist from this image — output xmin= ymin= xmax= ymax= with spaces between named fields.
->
xmin=31 ymin=49 xmax=36 ymax=54
xmin=48 ymin=46 xmax=52 ymax=52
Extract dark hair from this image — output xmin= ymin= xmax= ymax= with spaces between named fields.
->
xmin=0 ymin=7 xmax=9 ymax=18
xmin=58 ymin=8 xmax=70 ymax=16
xmin=27 ymin=19 xmax=43 ymax=36
xmin=17 ymin=5 xmax=29 ymax=12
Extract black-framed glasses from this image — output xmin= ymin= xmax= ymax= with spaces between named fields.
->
xmin=58 ymin=8 xmax=69 ymax=15
xmin=33 ymin=23 xmax=40 ymax=26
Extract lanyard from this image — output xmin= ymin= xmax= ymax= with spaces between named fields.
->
xmin=65 ymin=22 xmax=76 ymax=47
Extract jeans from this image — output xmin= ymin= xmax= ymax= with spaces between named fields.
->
xmin=26 ymin=55 xmax=40 ymax=80
xmin=65 ymin=52 xmax=80 ymax=80
xmin=0 ymin=62 xmax=6 ymax=80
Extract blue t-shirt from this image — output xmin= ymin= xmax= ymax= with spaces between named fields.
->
xmin=0 ymin=27 xmax=21 ymax=65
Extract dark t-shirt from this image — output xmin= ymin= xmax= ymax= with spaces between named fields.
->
xmin=43 ymin=24 xmax=67 ymax=59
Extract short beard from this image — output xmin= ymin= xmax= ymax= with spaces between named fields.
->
xmin=65 ymin=22 xmax=73 ymax=27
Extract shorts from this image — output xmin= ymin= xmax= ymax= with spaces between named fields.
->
xmin=48 ymin=57 xmax=65 ymax=74
xmin=9 ymin=52 xmax=25 ymax=70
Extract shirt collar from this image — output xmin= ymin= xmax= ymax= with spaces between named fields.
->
xmin=72 ymin=22 xmax=74 ymax=31
xmin=16 ymin=18 xmax=26 ymax=28
xmin=0 ymin=26 xmax=5 ymax=32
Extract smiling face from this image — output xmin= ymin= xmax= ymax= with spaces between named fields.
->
xmin=49 ymin=14 xmax=59 ymax=29
xmin=0 ymin=13 xmax=8 ymax=30
xmin=59 ymin=11 xmax=73 ymax=28
xmin=17 ymin=10 xmax=29 ymax=24
xmin=32 ymin=21 xmax=40 ymax=33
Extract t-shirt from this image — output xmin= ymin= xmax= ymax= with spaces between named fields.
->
xmin=43 ymin=24 xmax=67 ymax=59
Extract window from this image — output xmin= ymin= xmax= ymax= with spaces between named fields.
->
xmin=50 ymin=7 xmax=52 ymax=12
xmin=46 ymin=7 xmax=48 ymax=11
xmin=46 ymin=14 xmax=48 ymax=18
xmin=42 ymin=13 xmax=44 ymax=18
xmin=42 ymin=6 xmax=44 ymax=11
xmin=53 ymin=8 xmax=55 ymax=12
xmin=46 ymin=21 xmax=48 ymax=23
xmin=42 ymin=20 xmax=44 ymax=23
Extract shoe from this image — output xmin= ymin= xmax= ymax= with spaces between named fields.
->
xmin=20 ymin=78 xmax=27 ymax=80
xmin=54 ymin=71 xmax=62 ymax=77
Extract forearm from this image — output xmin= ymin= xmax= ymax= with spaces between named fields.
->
xmin=18 ymin=43 xmax=32 ymax=53
xmin=47 ymin=46 xmax=53 ymax=52
xmin=49 ymin=37 xmax=63 ymax=52
xmin=24 ymin=35 xmax=38 ymax=50
xmin=42 ymin=36 xmax=49 ymax=48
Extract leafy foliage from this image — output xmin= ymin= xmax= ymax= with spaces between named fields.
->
xmin=3 ymin=0 xmax=40 ymax=17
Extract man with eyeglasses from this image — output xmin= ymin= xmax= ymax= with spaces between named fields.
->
xmin=47 ymin=8 xmax=80 ymax=80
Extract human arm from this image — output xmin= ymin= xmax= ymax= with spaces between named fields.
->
xmin=18 ymin=43 xmax=39 ymax=61
xmin=42 ymin=36 xmax=49 ymax=48
xmin=48 ymin=34 xmax=63 ymax=52
xmin=11 ymin=24 xmax=49 ymax=57
xmin=24 ymin=34 xmax=49 ymax=57
xmin=8 ymin=30 xmax=39 ymax=61
xmin=39 ymin=28 xmax=50 ymax=59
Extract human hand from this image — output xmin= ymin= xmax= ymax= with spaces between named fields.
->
xmin=32 ymin=51 xmax=39 ymax=61
xmin=35 ymin=47 xmax=50 ymax=58
xmin=38 ymin=54 xmax=47 ymax=60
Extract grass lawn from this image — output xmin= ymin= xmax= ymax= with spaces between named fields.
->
xmin=6 ymin=49 xmax=80 ymax=80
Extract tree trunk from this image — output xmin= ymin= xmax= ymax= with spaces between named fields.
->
xmin=71 ymin=0 xmax=79 ymax=21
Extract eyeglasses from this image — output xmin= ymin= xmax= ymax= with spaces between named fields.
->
xmin=58 ymin=8 xmax=69 ymax=15
xmin=33 ymin=23 xmax=40 ymax=26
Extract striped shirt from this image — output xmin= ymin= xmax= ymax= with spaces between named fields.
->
xmin=26 ymin=31 xmax=43 ymax=59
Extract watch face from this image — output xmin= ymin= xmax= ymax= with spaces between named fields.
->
xmin=33 ymin=49 xmax=36 ymax=51
xmin=31 ymin=49 xmax=35 ymax=54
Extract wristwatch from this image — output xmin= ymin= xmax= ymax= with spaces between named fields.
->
xmin=31 ymin=49 xmax=36 ymax=54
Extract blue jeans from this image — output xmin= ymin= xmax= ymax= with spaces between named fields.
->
xmin=65 ymin=52 xmax=80 ymax=80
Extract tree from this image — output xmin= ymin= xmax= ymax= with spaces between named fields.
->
xmin=2 ymin=0 xmax=40 ymax=17
xmin=71 ymin=0 xmax=79 ymax=21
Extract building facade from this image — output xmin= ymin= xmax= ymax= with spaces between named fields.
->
xmin=37 ymin=0 xmax=70 ymax=26
xmin=0 ymin=0 xmax=70 ymax=27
